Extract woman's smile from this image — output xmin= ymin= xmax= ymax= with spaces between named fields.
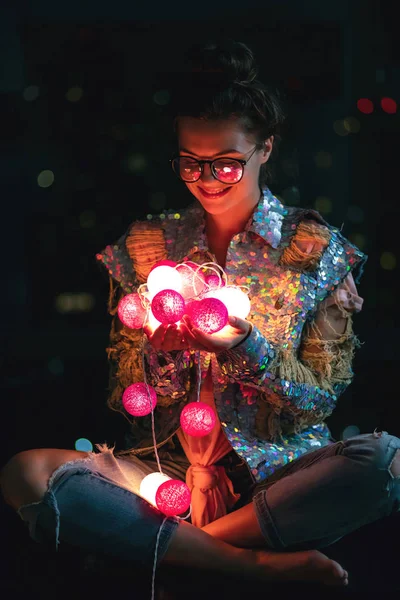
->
xmin=198 ymin=186 xmax=232 ymax=200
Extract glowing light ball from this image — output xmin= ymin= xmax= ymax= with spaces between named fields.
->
xmin=117 ymin=293 xmax=147 ymax=329
xmin=155 ymin=479 xmax=191 ymax=516
xmin=150 ymin=259 xmax=177 ymax=271
xmin=176 ymin=263 xmax=206 ymax=299
xmin=140 ymin=472 xmax=171 ymax=507
xmin=184 ymin=299 xmax=198 ymax=319
xmin=122 ymin=382 xmax=157 ymax=416
xmin=180 ymin=402 xmax=217 ymax=437
xmin=146 ymin=309 xmax=162 ymax=334
xmin=206 ymin=287 xmax=251 ymax=320
xmin=205 ymin=274 xmax=225 ymax=290
xmin=190 ymin=297 xmax=228 ymax=334
xmin=151 ymin=289 xmax=186 ymax=324
xmin=147 ymin=266 xmax=182 ymax=297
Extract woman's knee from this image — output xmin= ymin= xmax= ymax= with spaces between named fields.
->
xmin=344 ymin=431 xmax=400 ymax=475
xmin=0 ymin=448 xmax=88 ymax=510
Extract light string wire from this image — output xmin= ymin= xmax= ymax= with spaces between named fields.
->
xmin=141 ymin=309 xmax=163 ymax=474
xmin=135 ymin=260 xmax=250 ymax=599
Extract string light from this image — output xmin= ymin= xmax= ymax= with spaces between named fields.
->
xmin=180 ymin=401 xmax=216 ymax=437
xmin=122 ymin=382 xmax=157 ymax=416
xmin=118 ymin=293 xmax=147 ymax=329
xmin=205 ymin=286 xmax=251 ymax=320
xmin=151 ymin=289 xmax=185 ymax=324
xmin=147 ymin=265 xmax=182 ymax=297
xmin=190 ymin=297 xmax=228 ymax=334
xmin=155 ymin=480 xmax=191 ymax=516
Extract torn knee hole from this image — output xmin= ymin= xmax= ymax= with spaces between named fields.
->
xmin=389 ymin=449 xmax=400 ymax=479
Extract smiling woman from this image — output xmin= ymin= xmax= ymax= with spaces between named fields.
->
xmin=2 ymin=38 xmax=400 ymax=597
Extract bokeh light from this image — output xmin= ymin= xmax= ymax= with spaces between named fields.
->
xmin=348 ymin=233 xmax=366 ymax=251
xmin=79 ymin=209 xmax=96 ymax=228
xmin=153 ymin=90 xmax=170 ymax=105
xmin=333 ymin=120 xmax=349 ymax=136
xmin=55 ymin=292 xmax=95 ymax=313
xmin=314 ymin=151 xmax=332 ymax=169
xmin=37 ymin=170 xmax=55 ymax=188
xmin=314 ymin=196 xmax=332 ymax=214
xmin=47 ymin=357 xmax=64 ymax=376
xmin=357 ymin=98 xmax=374 ymax=114
xmin=75 ymin=438 xmax=93 ymax=452
xmin=380 ymin=251 xmax=396 ymax=270
xmin=126 ymin=154 xmax=147 ymax=174
xmin=343 ymin=117 xmax=360 ymax=133
xmin=23 ymin=85 xmax=39 ymax=102
xmin=381 ymin=97 xmax=397 ymax=114
xmin=66 ymin=86 xmax=83 ymax=102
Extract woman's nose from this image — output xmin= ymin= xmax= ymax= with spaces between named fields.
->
xmin=200 ymin=163 xmax=215 ymax=183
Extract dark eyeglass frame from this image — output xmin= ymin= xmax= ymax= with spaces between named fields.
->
xmin=170 ymin=145 xmax=259 ymax=184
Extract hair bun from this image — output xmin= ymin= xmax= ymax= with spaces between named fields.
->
xmin=186 ymin=39 xmax=258 ymax=85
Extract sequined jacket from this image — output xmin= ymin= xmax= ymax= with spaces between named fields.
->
xmin=97 ymin=189 xmax=367 ymax=483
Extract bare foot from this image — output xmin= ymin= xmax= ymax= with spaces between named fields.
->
xmin=255 ymin=548 xmax=348 ymax=586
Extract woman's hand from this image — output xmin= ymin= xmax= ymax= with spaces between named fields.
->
xmin=144 ymin=323 xmax=189 ymax=352
xmin=180 ymin=315 xmax=252 ymax=353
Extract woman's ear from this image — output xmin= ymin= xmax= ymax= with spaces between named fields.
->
xmin=260 ymin=136 xmax=274 ymax=163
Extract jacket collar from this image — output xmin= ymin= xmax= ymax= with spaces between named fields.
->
xmin=180 ymin=187 xmax=287 ymax=257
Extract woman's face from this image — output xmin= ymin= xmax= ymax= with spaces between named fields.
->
xmin=176 ymin=117 xmax=273 ymax=217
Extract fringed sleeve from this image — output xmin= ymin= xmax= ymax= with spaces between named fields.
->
xmin=97 ymin=222 xmax=191 ymax=424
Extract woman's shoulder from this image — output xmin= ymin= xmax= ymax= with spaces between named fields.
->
xmin=95 ymin=204 xmax=198 ymax=289
xmin=280 ymin=204 xmax=367 ymax=290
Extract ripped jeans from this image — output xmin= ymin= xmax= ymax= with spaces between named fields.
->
xmin=17 ymin=432 xmax=400 ymax=566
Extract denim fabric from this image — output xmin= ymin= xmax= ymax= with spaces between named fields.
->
xmin=253 ymin=431 xmax=400 ymax=550
xmin=18 ymin=453 xmax=179 ymax=567
xmin=17 ymin=432 xmax=400 ymax=567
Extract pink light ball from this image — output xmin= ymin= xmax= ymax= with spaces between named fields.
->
xmin=151 ymin=289 xmax=186 ymax=324
xmin=122 ymin=383 xmax=157 ymax=416
xmin=117 ymin=293 xmax=147 ymax=329
xmin=206 ymin=286 xmax=251 ymax=320
xmin=147 ymin=265 xmax=182 ymax=297
xmin=205 ymin=274 xmax=225 ymax=290
xmin=155 ymin=479 xmax=191 ymax=516
xmin=180 ymin=402 xmax=217 ymax=437
xmin=190 ymin=297 xmax=228 ymax=334
xmin=176 ymin=263 xmax=206 ymax=299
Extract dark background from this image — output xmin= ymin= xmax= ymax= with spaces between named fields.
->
xmin=1 ymin=0 xmax=399 ymax=598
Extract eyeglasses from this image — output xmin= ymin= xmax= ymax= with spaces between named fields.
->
xmin=170 ymin=145 xmax=258 ymax=184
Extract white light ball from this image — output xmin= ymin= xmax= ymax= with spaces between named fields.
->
xmin=139 ymin=472 xmax=171 ymax=508
xmin=146 ymin=309 xmax=162 ymax=333
xmin=147 ymin=266 xmax=182 ymax=298
xmin=206 ymin=286 xmax=251 ymax=319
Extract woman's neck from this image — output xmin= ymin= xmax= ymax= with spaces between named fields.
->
xmin=205 ymin=189 xmax=262 ymax=265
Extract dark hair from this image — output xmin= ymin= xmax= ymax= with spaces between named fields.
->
xmin=170 ymin=39 xmax=286 ymax=187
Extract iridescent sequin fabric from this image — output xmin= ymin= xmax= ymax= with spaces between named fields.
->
xmin=97 ymin=189 xmax=367 ymax=482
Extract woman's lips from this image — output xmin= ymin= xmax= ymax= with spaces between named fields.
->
xmin=198 ymin=186 xmax=231 ymax=200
